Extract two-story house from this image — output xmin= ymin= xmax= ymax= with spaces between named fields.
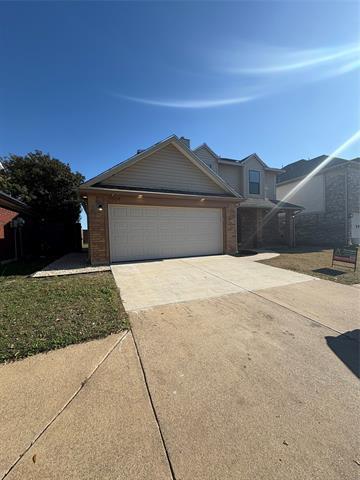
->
xmin=80 ymin=135 xmax=302 ymax=265
xmin=276 ymin=155 xmax=360 ymax=246
xmin=193 ymin=143 xmax=302 ymax=250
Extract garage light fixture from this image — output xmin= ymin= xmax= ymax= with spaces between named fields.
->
xmin=97 ymin=204 xmax=103 ymax=212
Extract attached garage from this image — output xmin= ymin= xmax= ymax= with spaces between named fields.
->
xmin=80 ymin=135 xmax=240 ymax=265
xmin=108 ymin=205 xmax=223 ymax=262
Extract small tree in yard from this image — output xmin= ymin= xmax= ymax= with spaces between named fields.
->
xmin=0 ymin=151 xmax=84 ymax=223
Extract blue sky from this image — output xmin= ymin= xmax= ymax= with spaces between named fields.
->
xmin=0 ymin=1 xmax=359 ymax=226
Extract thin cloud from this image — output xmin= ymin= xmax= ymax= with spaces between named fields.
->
xmin=115 ymin=93 xmax=257 ymax=109
xmin=111 ymin=42 xmax=359 ymax=110
xmin=219 ymin=43 xmax=360 ymax=75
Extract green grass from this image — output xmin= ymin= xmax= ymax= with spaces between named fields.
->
xmin=0 ymin=264 xmax=128 ymax=363
xmin=259 ymin=247 xmax=360 ymax=285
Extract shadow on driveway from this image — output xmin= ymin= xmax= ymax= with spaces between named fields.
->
xmin=325 ymin=330 xmax=360 ymax=378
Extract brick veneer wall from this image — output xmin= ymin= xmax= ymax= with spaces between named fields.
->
xmin=238 ymin=208 xmax=289 ymax=248
xmin=238 ymin=208 xmax=258 ymax=248
xmin=0 ymin=207 xmax=18 ymax=239
xmin=293 ymin=165 xmax=360 ymax=246
xmin=224 ymin=203 xmax=238 ymax=254
xmin=85 ymin=191 xmax=238 ymax=265
xmin=261 ymin=211 xmax=288 ymax=246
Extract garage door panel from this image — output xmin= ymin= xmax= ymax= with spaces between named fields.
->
xmin=109 ymin=205 xmax=223 ymax=262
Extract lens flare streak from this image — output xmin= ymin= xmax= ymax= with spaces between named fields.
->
xmin=245 ymin=129 xmax=360 ymax=245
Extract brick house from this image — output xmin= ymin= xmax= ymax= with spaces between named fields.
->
xmin=276 ymin=156 xmax=360 ymax=246
xmin=81 ymin=135 xmax=302 ymax=265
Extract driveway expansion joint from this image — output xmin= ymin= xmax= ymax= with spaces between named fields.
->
xmin=130 ymin=329 xmax=177 ymax=480
xmin=1 ymin=331 xmax=129 ymax=480
xmin=180 ymin=259 xmax=349 ymax=339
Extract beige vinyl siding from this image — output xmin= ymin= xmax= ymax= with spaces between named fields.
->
xmin=264 ymin=171 xmax=276 ymax=199
xmin=194 ymin=146 xmax=219 ymax=172
xmin=99 ymin=144 xmax=225 ymax=195
xmin=276 ymin=175 xmax=324 ymax=212
xmin=218 ymin=164 xmax=243 ymax=194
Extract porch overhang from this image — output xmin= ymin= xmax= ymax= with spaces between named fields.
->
xmin=238 ymin=198 xmax=303 ymax=211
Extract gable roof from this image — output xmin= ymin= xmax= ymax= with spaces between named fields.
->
xmin=219 ymin=153 xmax=283 ymax=172
xmin=81 ymin=135 xmax=240 ymax=197
xmin=193 ymin=143 xmax=220 ymax=159
xmin=219 ymin=153 xmax=264 ymax=167
xmin=277 ymin=155 xmax=353 ymax=184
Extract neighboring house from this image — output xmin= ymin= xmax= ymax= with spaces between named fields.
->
xmin=80 ymin=135 xmax=302 ymax=265
xmin=0 ymin=190 xmax=83 ymax=262
xmin=276 ymin=156 xmax=360 ymax=246
xmin=0 ymin=191 xmax=30 ymax=263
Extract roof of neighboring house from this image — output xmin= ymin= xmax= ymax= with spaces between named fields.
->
xmin=0 ymin=190 xmax=30 ymax=214
xmin=277 ymin=155 xmax=360 ymax=184
xmin=238 ymin=198 xmax=303 ymax=210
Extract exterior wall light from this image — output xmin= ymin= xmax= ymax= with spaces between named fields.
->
xmin=82 ymin=195 xmax=87 ymax=199
xmin=200 ymin=198 xmax=205 ymax=202
xmin=137 ymin=194 xmax=143 ymax=199
xmin=97 ymin=204 xmax=103 ymax=212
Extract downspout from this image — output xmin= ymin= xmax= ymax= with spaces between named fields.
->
xmin=344 ymin=166 xmax=349 ymax=245
xmin=292 ymin=210 xmax=301 ymax=248
xmin=14 ymin=226 xmax=18 ymax=261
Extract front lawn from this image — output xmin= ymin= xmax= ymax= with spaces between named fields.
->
xmin=0 ymin=263 xmax=128 ymax=363
xmin=259 ymin=247 xmax=359 ymax=285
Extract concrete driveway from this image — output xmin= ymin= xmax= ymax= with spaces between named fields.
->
xmin=111 ymin=254 xmax=314 ymax=311
xmin=113 ymin=254 xmax=359 ymax=479
xmin=2 ymin=255 xmax=358 ymax=479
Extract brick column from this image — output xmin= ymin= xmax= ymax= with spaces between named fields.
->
xmin=284 ymin=211 xmax=295 ymax=247
xmin=225 ymin=204 xmax=238 ymax=254
xmin=88 ymin=194 xmax=110 ymax=265
xmin=256 ymin=209 xmax=263 ymax=247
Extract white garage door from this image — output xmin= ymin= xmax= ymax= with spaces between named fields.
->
xmin=108 ymin=205 xmax=223 ymax=262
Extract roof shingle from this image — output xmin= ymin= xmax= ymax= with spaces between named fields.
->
xmin=276 ymin=155 xmax=357 ymax=184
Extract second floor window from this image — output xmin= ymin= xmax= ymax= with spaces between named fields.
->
xmin=249 ymin=170 xmax=260 ymax=194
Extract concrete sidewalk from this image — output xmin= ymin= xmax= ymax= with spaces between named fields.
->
xmin=257 ymin=278 xmax=360 ymax=333
xmin=1 ymin=333 xmax=172 ymax=480
xmin=32 ymin=253 xmax=110 ymax=278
